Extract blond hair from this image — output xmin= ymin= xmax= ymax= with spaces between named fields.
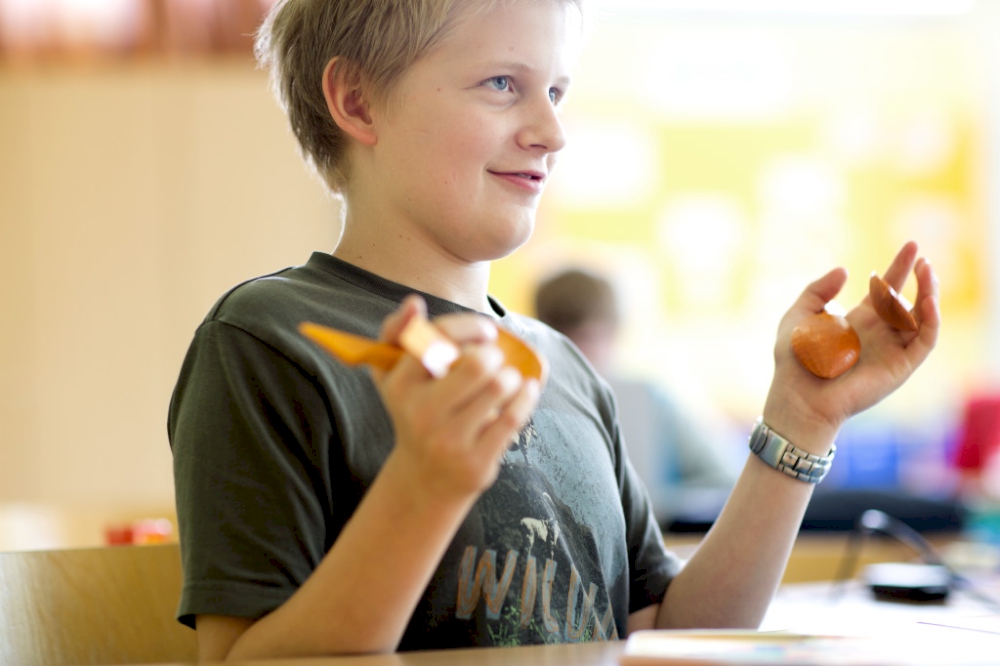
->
xmin=255 ymin=0 xmax=581 ymax=194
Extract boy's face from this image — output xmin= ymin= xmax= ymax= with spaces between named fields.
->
xmin=368 ymin=0 xmax=579 ymax=264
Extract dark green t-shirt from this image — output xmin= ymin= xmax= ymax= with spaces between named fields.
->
xmin=168 ymin=252 xmax=679 ymax=649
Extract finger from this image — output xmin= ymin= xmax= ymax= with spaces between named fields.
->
xmin=380 ymin=295 xmax=426 ymax=344
xmin=881 ymin=240 xmax=919 ymax=292
xmin=372 ymin=296 xmax=427 ymax=385
xmin=447 ymin=365 xmax=525 ymax=443
xmin=792 ymin=267 xmax=848 ymax=315
xmin=910 ymin=257 xmax=931 ymax=326
xmin=475 ymin=378 xmax=541 ymax=463
xmin=372 ymin=350 xmax=440 ymax=402
xmin=428 ymin=344 xmax=507 ymax=415
xmin=903 ymin=258 xmax=940 ymax=362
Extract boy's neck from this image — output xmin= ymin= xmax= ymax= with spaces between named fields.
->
xmin=333 ymin=216 xmax=494 ymax=315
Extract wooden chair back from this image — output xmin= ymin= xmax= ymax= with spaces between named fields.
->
xmin=0 ymin=543 xmax=197 ymax=665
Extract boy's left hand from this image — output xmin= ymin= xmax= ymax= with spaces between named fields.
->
xmin=762 ymin=241 xmax=940 ymax=449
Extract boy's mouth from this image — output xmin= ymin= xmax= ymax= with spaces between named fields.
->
xmin=489 ymin=169 xmax=547 ymax=194
xmin=489 ymin=169 xmax=546 ymax=182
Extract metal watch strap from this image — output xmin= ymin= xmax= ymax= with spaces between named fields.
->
xmin=748 ymin=417 xmax=835 ymax=484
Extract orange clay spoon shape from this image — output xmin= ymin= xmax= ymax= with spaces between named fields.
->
xmin=299 ymin=317 xmax=548 ymax=383
xmin=791 ymin=311 xmax=861 ymax=379
xmin=869 ymin=272 xmax=918 ymax=332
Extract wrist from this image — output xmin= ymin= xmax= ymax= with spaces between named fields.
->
xmin=761 ymin=397 xmax=841 ymax=458
xmin=379 ymin=447 xmax=481 ymax=518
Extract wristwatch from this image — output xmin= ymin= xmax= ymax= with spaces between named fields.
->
xmin=748 ymin=417 xmax=835 ymax=484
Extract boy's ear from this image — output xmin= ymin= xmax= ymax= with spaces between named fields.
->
xmin=322 ymin=57 xmax=377 ymax=146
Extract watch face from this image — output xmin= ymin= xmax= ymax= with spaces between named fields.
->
xmin=749 ymin=424 xmax=768 ymax=453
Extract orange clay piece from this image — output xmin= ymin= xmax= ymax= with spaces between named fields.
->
xmin=869 ymin=272 xmax=918 ymax=332
xmin=298 ymin=318 xmax=548 ymax=383
xmin=791 ymin=312 xmax=861 ymax=379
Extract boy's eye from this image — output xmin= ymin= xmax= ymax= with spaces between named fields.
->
xmin=484 ymin=76 xmax=511 ymax=92
xmin=549 ymin=88 xmax=559 ymax=103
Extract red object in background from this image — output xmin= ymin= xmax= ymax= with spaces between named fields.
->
xmin=954 ymin=393 xmax=1000 ymax=471
xmin=104 ymin=518 xmax=172 ymax=546
xmin=105 ymin=524 xmax=134 ymax=545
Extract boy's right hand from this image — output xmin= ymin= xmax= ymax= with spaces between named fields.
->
xmin=370 ymin=295 xmax=541 ymax=503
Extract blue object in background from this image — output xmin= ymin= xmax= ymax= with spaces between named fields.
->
xmin=798 ymin=416 xmax=965 ymax=534
xmin=822 ymin=420 xmax=901 ymax=489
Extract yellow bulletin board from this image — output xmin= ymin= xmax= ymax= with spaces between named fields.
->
xmin=491 ymin=13 xmax=990 ymax=420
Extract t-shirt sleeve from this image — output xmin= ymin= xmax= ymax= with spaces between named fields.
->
xmin=600 ymin=382 xmax=684 ymax=614
xmin=168 ymin=320 xmax=337 ymax=628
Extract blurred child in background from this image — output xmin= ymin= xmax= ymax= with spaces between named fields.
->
xmin=534 ymin=267 xmax=741 ymax=528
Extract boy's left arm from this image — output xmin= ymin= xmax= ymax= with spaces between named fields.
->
xmin=633 ymin=241 xmax=939 ymax=632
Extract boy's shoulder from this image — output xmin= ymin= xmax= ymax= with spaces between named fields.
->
xmin=206 ymin=266 xmax=296 ymax=318
xmin=204 ymin=263 xmax=312 ymax=333
xmin=507 ymin=312 xmax=608 ymax=392
xmin=200 ymin=253 xmax=387 ymax=339
xmin=511 ymin=313 xmax=586 ymax=365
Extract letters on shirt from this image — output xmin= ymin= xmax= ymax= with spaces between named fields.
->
xmin=455 ymin=545 xmax=618 ymax=642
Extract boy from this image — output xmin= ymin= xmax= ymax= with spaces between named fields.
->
xmin=168 ymin=0 xmax=940 ymax=661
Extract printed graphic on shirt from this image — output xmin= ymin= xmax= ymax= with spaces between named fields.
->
xmin=438 ymin=408 xmax=629 ymax=646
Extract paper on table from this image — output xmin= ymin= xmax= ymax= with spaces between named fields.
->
xmin=920 ymin=613 xmax=1000 ymax=635
xmin=620 ymin=628 xmax=1000 ymax=665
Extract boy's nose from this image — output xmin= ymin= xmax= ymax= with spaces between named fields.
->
xmin=518 ymin=98 xmax=566 ymax=154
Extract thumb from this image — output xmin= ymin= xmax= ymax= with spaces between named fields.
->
xmin=793 ymin=267 xmax=848 ymax=315
xmin=380 ymin=295 xmax=427 ymax=344
xmin=371 ymin=295 xmax=427 ymax=386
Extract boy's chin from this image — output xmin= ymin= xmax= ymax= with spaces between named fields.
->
xmin=448 ymin=209 xmax=538 ymax=262
xmin=463 ymin=240 xmax=530 ymax=264
xmin=484 ymin=224 xmax=536 ymax=261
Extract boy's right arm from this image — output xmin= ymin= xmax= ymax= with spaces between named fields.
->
xmin=197 ymin=297 xmax=541 ymax=660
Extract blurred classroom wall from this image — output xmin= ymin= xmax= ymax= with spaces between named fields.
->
xmin=0 ymin=59 xmax=340 ymax=545
xmin=1 ymin=1 xmax=999 ymax=546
